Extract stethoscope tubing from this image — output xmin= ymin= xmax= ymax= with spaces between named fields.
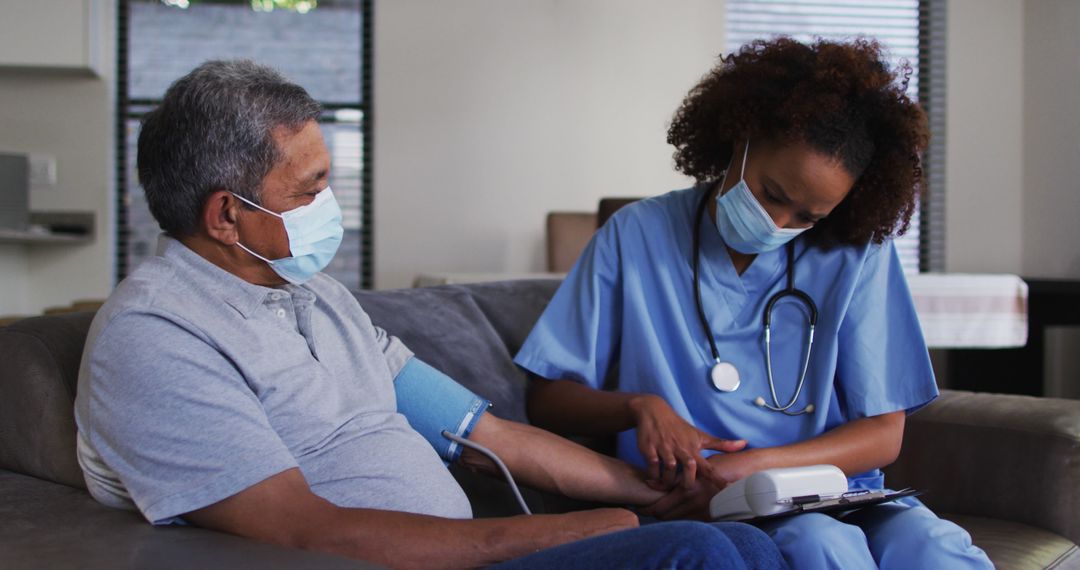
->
xmin=692 ymin=186 xmax=819 ymax=415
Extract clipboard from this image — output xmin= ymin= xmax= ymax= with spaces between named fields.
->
xmin=735 ymin=488 xmax=922 ymax=525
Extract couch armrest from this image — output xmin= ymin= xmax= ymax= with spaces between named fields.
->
xmin=884 ymin=389 xmax=1080 ymax=545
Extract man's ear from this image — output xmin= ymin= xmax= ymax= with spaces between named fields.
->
xmin=203 ymin=189 xmax=240 ymax=245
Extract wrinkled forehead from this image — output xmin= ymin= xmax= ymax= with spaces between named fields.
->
xmin=263 ymin=121 xmax=331 ymax=189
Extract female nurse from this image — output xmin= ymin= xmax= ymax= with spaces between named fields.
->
xmin=513 ymin=38 xmax=993 ymax=569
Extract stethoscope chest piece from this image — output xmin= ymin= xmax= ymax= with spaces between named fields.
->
xmin=710 ymin=361 xmax=741 ymax=392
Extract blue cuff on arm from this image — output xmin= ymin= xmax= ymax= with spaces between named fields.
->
xmin=394 ymin=357 xmax=491 ymax=465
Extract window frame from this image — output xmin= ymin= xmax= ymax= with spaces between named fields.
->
xmin=114 ymin=0 xmax=374 ymax=288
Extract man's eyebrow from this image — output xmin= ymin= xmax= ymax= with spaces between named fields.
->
xmin=291 ymin=169 xmax=329 ymax=193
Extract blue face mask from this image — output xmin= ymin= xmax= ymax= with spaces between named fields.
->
xmin=715 ymin=141 xmax=807 ymax=254
xmin=231 ymin=187 xmax=344 ymax=284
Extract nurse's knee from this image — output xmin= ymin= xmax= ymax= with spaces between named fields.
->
xmin=765 ymin=513 xmax=874 ymax=568
xmin=867 ymin=508 xmax=992 ymax=569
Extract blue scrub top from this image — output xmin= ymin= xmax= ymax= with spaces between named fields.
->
xmin=514 ymin=187 xmax=938 ymax=490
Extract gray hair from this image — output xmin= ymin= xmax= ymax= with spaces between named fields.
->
xmin=137 ymin=59 xmax=322 ymax=236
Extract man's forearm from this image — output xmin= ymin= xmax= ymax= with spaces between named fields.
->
xmin=185 ymin=468 xmax=638 ymax=570
xmin=308 ymin=506 xmax=637 ymax=569
xmin=465 ymin=413 xmax=664 ymax=506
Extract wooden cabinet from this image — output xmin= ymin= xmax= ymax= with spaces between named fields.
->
xmin=0 ymin=0 xmax=102 ymax=74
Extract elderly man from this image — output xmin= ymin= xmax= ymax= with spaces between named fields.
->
xmin=73 ymin=60 xmax=782 ymax=569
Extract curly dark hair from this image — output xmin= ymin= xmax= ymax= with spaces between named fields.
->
xmin=668 ymin=37 xmax=930 ymax=246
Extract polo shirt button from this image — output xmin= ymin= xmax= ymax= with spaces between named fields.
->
xmin=270 ymin=292 xmax=282 ymax=301
xmin=275 ymin=308 xmax=286 ymax=318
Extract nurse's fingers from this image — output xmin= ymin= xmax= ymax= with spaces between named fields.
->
xmin=695 ymin=457 xmax=728 ymax=489
xmin=678 ymin=453 xmax=698 ymax=489
xmin=703 ymin=437 xmax=747 ymax=453
xmin=659 ymin=453 xmax=679 ymax=488
xmin=645 ymin=453 xmax=662 ymax=483
xmin=699 ymin=455 xmax=734 ymax=487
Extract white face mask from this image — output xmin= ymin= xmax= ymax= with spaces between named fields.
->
xmin=715 ymin=141 xmax=808 ymax=254
xmin=231 ymin=187 xmax=344 ymax=284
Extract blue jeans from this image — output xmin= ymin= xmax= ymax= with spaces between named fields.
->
xmin=490 ymin=520 xmax=787 ymax=570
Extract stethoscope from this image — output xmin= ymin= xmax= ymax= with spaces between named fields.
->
xmin=691 ymin=187 xmax=819 ymax=416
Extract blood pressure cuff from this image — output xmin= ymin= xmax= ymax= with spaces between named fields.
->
xmin=393 ymin=357 xmax=491 ymax=465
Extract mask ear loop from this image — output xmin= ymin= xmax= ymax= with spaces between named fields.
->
xmin=739 ymin=139 xmax=750 ymax=180
xmin=235 ymin=241 xmax=274 ymax=264
xmin=229 ymin=192 xmax=281 ymax=264
xmin=717 ymin=140 xmax=750 ymax=198
xmin=230 ymin=192 xmax=284 ymax=219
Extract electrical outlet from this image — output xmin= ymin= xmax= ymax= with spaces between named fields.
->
xmin=29 ymin=154 xmax=57 ymax=190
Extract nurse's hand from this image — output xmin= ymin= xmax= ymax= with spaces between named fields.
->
xmin=628 ymin=394 xmax=746 ymax=490
xmin=704 ymin=451 xmax=756 ymax=487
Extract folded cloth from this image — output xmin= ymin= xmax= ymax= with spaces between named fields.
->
xmin=907 ymin=273 xmax=1028 ymax=348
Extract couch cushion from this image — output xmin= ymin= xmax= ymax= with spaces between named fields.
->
xmin=940 ymin=513 xmax=1080 ymax=570
xmin=354 ymin=280 xmax=561 ymax=424
xmin=0 ymin=312 xmax=95 ymax=488
xmin=355 ymin=280 xmax=567 ymax=517
xmin=0 ymin=470 xmax=374 ymax=569
xmin=886 ymin=390 xmax=1080 ymax=546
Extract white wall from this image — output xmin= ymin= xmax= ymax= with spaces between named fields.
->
xmin=373 ymin=0 xmax=1079 ymax=395
xmin=0 ymin=0 xmax=1071 ymax=339
xmin=373 ymin=0 xmax=720 ymax=289
xmin=1022 ymin=0 xmax=1080 ymax=279
xmin=373 ymin=0 xmax=1042 ymax=288
xmin=0 ymin=245 xmax=27 ymax=312
xmin=1023 ymin=0 xmax=1080 ymax=398
xmin=0 ymin=0 xmax=115 ymax=316
xmin=943 ymin=0 xmax=1025 ymax=274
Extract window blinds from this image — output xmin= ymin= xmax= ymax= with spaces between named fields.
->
xmin=725 ymin=0 xmax=945 ymax=272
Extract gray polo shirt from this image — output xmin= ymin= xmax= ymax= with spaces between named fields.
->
xmin=74 ymin=236 xmax=472 ymax=524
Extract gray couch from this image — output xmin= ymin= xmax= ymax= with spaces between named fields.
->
xmin=2 ymin=279 xmax=1078 ymax=568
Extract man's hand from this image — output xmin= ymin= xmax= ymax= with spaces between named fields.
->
xmin=637 ymin=450 xmax=758 ymax=521
xmin=628 ymin=394 xmax=746 ymax=490
xmin=639 ymin=477 xmax=720 ymax=521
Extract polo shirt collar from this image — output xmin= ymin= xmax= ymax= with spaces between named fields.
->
xmin=155 ymin=234 xmax=284 ymax=319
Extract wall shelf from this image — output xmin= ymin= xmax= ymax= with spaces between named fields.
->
xmin=0 ymin=212 xmax=94 ymax=245
xmin=0 ymin=0 xmax=102 ymax=76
